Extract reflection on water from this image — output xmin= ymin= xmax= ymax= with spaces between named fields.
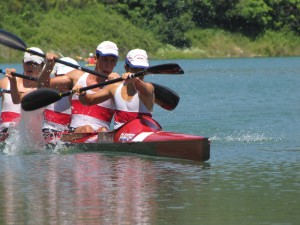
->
xmin=0 ymin=144 xmax=299 ymax=224
xmin=0 ymin=153 xmax=210 ymax=225
xmin=0 ymin=154 xmax=158 ymax=224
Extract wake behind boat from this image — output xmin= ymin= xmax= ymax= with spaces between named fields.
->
xmin=1 ymin=116 xmax=210 ymax=162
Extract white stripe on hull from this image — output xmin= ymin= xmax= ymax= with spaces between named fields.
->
xmin=131 ymin=132 xmax=154 ymax=142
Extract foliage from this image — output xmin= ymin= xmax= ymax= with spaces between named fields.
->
xmin=266 ymin=0 xmax=300 ymax=33
xmin=107 ymin=0 xmax=300 ymax=44
xmin=226 ymin=0 xmax=273 ymax=36
xmin=0 ymin=2 xmax=161 ymax=62
xmin=109 ymin=0 xmax=193 ymax=48
xmin=0 ymin=0 xmax=299 ymax=62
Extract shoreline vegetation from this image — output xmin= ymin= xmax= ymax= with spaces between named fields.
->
xmin=0 ymin=1 xmax=299 ymax=63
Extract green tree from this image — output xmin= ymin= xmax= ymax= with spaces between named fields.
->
xmin=227 ymin=0 xmax=272 ymax=36
xmin=266 ymin=0 xmax=300 ymax=33
xmin=108 ymin=0 xmax=193 ymax=47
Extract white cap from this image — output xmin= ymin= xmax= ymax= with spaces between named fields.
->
xmin=96 ymin=41 xmax=118 ymax=57
xmin=89 ymin=53 xmax=93 ymax=57
xmin=55 ymin=57 xmax=79 ymax=75
xmin=24 ymin=47 xmax=45 ymax=64
xmin=125 ymin=49 xmax=149 ymax=68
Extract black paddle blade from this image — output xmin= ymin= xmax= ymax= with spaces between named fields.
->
xmin=146 ymin=63 xmax=184 ymax=75
xmin=0 ymin=29 xmax=27 ymax=51
xmin=152 ymin=83 xmax=180 ymax=110
xmin=21 ymin=88 xmax=62 ymax=111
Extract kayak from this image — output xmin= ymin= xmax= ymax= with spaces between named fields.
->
xmin=1 ymin=116 xmax=210 ymax=162
xmin=49 ymin=116 xmax=210 ymax=162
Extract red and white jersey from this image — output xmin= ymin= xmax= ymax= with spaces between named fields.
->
xmin=114 ymin=82 xmax=152 ymax=129
xmin=0 ymin=82 xmax=21 ymax=129
xmin=70 ymin=73 xmax=115 ymax=131
xmin=42 ymin=95 xmax=72 ymax=131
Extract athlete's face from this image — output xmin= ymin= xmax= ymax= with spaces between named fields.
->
xmin=23 ymin=61 xmax=44 ymax=76
xmin=95 ymin=55 xmax=118 ymax=76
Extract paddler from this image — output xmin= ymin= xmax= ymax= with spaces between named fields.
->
xmin=0 ymin=47 xmax=46 ymax=133
xmin=41 ymin=56 xmax=79 ymax=136
xmin=86 ymin=53 xmax=95 ymax=65
xmin=3 ymin=48 xmax=55 ymax=150
xmin=72 ymin=49 xmax=154 ymax=129
xmin=38 ymin=41 xmax=120 ymax=133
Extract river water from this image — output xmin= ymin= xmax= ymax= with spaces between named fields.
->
xmin=0 ymin=57 xmax=299 ymax=225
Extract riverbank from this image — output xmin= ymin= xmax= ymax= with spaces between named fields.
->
xmin=154 ymin=29 xmax=300 ymax=59
xmin=0 ymin=3 xmax=299 ymax=62
xmin=1 ymin=28 xmax=299 ymax=63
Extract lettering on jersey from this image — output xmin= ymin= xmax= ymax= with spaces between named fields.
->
xmin=119 ymin=133 xmax=135 ymax=141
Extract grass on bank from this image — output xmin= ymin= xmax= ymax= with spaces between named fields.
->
xmin=0 ymin=4 xmax=162 ymax=63
xmin=0 ymin=4 xmax=299 ymax=62
xmin=154 ymin=29 xmax=300 ymax=59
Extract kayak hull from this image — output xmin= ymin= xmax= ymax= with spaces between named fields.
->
xmin=58 ymin=116 xmax=210 ymax=162
xmin=64 ymin=136 xmax=210 ymax=162
xmin=1 ymin=116 xmax=210 ymax=162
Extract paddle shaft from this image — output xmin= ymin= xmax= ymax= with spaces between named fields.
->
xmin=0 ymin=69 xmax=150 ymax=92
xmin=0 ymin=69 xmax=152 ymax=87
xmin=24 ymin=50 xmax=181 ymax=110
xmin=1 ymin=67 xmax=179 ymax=110
xmin=0 ymin=88 xmax=11 ymax=93
xmin=26 ymin=49 xmax=108 ymax=79
xmin=0 ymin=29 xmax=181 ymax=78
xmin=22 ymin=66 xmax=177 ymax=111
xmin=61 ymin=71 xmax=148 ymax=97
xmin=27 ymin=48 xmax=183 ymax=76
xmin=0 ymin=69 xmax=38 ymax=81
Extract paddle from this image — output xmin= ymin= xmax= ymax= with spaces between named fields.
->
xmin=0 ymin=70 xmax=37 ymax=95
xmin=151 ymin=83 xmax=179 ymax=110
xmin=1 ymin=68 xmax=180 ymax=110
xmin=0 ymin=69 xmax=38 ymax=81
xmin=0 ymin=29 xmax=106 ymax=78
xmin=0 ymin=88 xmax=11 ymax=93
xmin=21 ymin=64 xmax=182 ymax=111
xmin=0 ymin=29 xmax=182 ymax=110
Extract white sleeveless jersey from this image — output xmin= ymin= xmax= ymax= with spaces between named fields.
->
xmin=42 ymin=95 xmax=71 ymax=131
xmin=70 ymin=73 xmax=115 ymax=130
xmin=114 ymin=82 xmax=152 ymax=129
xmin=0 ymin=82 xmax=21 ymax=129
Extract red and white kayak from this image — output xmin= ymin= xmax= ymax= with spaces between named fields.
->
xmin=52 ymin=116 xmax=210 ymax=162
xmin=1 ymin=116 xmax=210 ymax=162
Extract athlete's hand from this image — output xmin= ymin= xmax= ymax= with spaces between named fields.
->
xmin=107 ymin=72 xmax=120 ymax=80
xmin=5 ymin=68 xmax=17 ymax=81
xmin=72 ymin=84 xmax=84 ymax=96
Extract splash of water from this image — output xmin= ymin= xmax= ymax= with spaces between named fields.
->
xmin=210 ymin=130 xmax=280 ymax=143
xmin=3 ymin=108 xmax=46 ymax=155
